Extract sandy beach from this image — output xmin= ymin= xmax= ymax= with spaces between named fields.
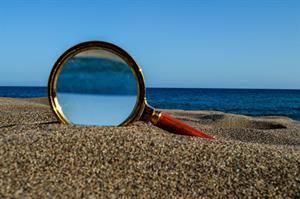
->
xmin=0 ymin=97 xmax=299 ymax=198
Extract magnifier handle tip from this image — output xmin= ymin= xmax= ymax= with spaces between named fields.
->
xmin=155 ymin=112 xmax=215 ymax=140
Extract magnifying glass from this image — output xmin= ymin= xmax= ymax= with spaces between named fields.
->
xmin=48 ymin=41 xmax=214 ymax=140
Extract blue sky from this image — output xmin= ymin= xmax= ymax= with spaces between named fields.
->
xmin=0 ymin=0 xmax=299 ymax=89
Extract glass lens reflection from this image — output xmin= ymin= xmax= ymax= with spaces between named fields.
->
xmin=56 ymin=49 xmax=138 ymax=126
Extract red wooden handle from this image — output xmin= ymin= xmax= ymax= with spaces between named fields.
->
xmin=155 ymin=112 xmax=214 ymax=140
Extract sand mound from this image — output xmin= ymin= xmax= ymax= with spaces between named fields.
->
xmin=166 ymin=109 xmax=300 ymax=146
xmin=0 ymin=98 xmax=299 ymax=198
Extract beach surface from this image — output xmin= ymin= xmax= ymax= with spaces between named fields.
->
xmin=0 ymin=97 xmax=299 ymax=198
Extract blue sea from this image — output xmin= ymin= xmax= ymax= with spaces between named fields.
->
xmin=0 ymin=86 xmax=299 ymax=121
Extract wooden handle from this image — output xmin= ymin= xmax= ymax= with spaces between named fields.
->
xmin=155 ymin=112 xmax=214 ymax=140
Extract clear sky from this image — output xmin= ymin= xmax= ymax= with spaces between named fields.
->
xmin=0 ymin=0 xmax=299 ymax=89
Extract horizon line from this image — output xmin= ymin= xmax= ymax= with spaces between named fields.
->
xmin=0 ymin=85 xmax=299 ymax=91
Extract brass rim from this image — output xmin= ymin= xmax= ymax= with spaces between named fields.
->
xmin=48 ymin=41 xmax=146 ymax=126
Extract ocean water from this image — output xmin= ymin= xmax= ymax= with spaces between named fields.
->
xmin=147 ymin=88 xmax=300 ymax=121
xmin=0 ymin=86 xmax=47 ymax=98
xmin=0 ymin=86 xmax=299 ymax=121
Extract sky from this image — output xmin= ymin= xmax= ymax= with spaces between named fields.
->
xmin=0 ymin=0 xmax=299 ymax=89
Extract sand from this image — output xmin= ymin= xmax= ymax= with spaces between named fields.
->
xmin=0 ymin=97 xmax=299 ymax=198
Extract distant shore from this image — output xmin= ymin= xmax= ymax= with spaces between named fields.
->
xmin=0 ymin=97 xmax=299 ymax=198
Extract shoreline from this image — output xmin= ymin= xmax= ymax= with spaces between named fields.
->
xmin=2 ymin=96 xmax=299 ymax=122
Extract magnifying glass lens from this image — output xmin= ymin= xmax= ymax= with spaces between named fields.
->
xmin=49 ymin=41 xmax=214 ymax=140
xmin=55 ymin=49 xmax=138 ymax=126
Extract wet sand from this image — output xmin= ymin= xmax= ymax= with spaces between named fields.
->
xmin=0 ymin=97 xmax=299 ymax=198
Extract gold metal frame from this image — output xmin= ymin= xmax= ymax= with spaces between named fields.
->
xmin=48 ymin=41 xmax=154 ymax=126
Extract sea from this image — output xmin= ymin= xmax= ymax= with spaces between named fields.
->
xmin=0 ymin=86 xmax=299 ymax=121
